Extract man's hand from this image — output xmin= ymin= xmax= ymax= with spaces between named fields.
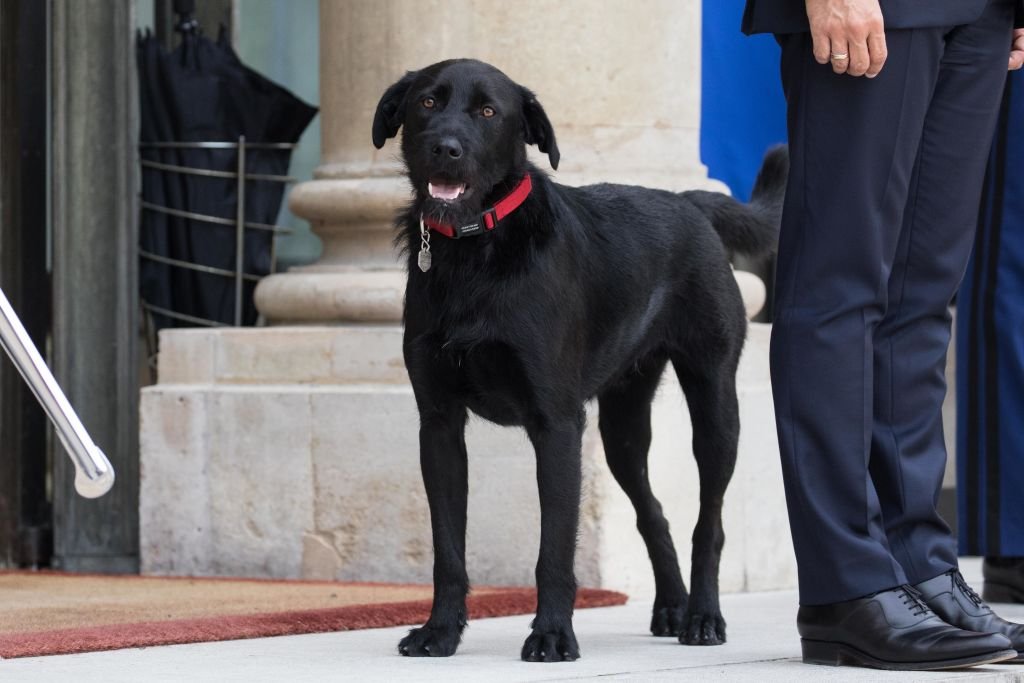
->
xmin=1011 ymin=29 xmax=1024 ymax=71
xmin=806 ymin=0 xmax=887 ymax=78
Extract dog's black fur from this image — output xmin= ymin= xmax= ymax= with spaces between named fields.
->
xmin=373 ymin=59 xmax=787 ymax=662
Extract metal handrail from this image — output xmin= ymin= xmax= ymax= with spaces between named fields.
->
xmin=0 ymin=288 xmax=115 ymax=498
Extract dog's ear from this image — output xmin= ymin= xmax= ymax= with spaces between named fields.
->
xmin=372 ymin=71 xmax=418 ymax=149
xmin=520 ymin=87 xmax=560 ymax=170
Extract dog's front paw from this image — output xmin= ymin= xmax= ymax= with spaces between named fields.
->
xmin=398 ymin=623 xmax=462 ymax=657
xmin=678 ymin=610 xmax=726 ymax=646
xmin=650 ymin=603 xmax=687 ymax=637
xmin=521 ymin=624 xmax=580 ymax=662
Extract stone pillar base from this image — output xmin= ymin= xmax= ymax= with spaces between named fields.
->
xmin=140 ymin=324 xmax=795 ymax=596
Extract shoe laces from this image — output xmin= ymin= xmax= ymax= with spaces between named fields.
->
xmin=898 ymin=586 xmax=933 ymax=617
xmin=952 ymin=570 xmax=986 ymax=609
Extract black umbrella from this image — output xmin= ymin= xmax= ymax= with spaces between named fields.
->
xmin=137 ymin=0 xmax=317 ymax=331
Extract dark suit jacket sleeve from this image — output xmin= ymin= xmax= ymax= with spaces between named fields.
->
xmin=742 ymin=0 xmax=997 ymax=35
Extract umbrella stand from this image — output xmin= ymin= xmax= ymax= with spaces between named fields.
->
xmin=0 ymin=288 xmax=115 ymax=499
xmin=138 ymin=136 xmax=296 ymax=332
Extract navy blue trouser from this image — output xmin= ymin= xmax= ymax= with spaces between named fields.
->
xmin=957 ymin=69 xmax=1024 ymax=558
xmin=771 ymin=0 xmax=1017 ymax=605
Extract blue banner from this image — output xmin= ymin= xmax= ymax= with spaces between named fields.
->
xmin=701 ymin=1 xmax=787 ymax=200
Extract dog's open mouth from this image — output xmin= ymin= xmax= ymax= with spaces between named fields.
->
xmin=428 ymin=180 xmax=468 ymax=202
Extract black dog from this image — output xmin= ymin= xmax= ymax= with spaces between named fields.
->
xmin=372 ymin=59 xmax=786 ymax=662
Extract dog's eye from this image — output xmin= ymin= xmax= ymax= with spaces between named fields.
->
xmin=422 ymin=97 xmax=436 ymax=109
xmin=481 ymin=105 xmax=496 ymax=118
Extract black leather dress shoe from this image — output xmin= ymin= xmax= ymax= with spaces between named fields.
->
xmin=915 ymin=568 xmax=1024 ymax=660
xmin=983 ymin=557 xmax=1024 ymax=604
xmin=798 ymin=585 xmax=1016 ymax=670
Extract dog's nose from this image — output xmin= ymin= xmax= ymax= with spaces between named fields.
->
xmin=432 ymin=138 xmax=463 ymax=159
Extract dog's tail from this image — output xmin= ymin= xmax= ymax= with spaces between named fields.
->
xmin=683 ymin=144 xmax=789 ymax=258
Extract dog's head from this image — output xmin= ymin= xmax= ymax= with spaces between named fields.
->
xmin=372 ymin=59 xmax=559 ymax=224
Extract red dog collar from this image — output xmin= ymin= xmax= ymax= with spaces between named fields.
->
xmin=422 ymin=173 xmax=533 ymax=239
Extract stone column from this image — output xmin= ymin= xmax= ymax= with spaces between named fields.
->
xmin=255 ymin=0 xmax=724 ymax=324
xmin=51 ymin=0 xmax=139 ymax=572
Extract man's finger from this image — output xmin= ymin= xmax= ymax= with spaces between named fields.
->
xmin=866 ymin=32 xmax=888 ymax=78
xmin=812 ymin=30 xmax=831 ymax=64
xmin=848 ymin=39 xmax=870 ymax=77
xmin=830 ymin=37 xmax=851 ymax=74
xmin=1009 ymin=29 xmax=1024 ymax=70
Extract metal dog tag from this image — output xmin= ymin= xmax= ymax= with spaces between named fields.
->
xmin=418 ymin=215 xmax=432 ymax=272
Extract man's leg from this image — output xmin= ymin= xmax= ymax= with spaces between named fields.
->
xmin=960 ymin=69 xmax=1024 ymax=606
xmin=771 ymin=28 xmax=946 ymax=605
xmin=877 ymin=4 xmax=1024 ymax=657
xmin=871 ymin=0 xmax=1017 ymax=586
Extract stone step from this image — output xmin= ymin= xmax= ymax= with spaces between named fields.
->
xmin=157 ymin=322 xmax=772 ymax=388
xmin=141 ymin=323 xmax=793 ymax=597
xmin=157 ymin=325 xmax=408 ymax=386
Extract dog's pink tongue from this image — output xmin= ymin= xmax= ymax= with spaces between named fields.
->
xmin=429 ymin=182 xmax=465 ymax=200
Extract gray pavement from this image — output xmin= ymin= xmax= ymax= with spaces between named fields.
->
xmin=2 ymin=559 xmax=1023 ymax=682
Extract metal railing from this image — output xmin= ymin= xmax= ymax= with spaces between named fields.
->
xmin=138 ymin=136 xmax=296 ymax=329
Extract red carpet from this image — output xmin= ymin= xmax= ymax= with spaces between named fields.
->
xmin=0 ymin=571 xmax=627 ymax=659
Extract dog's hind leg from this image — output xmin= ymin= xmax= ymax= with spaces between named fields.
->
xmin=521 ymin=410 xmax=585 ymax=662
xmin=398 ymin=407 xmax=471 ymax=657
xmin=598 ymin=354 xmax=690 ymax=637
xmin=671 ymin=350 xmax=740 ymax=646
